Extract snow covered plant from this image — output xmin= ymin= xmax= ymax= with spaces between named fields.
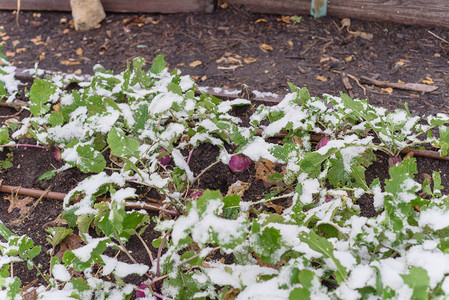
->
xmin=3 ymin=52 xmax=449 ymax=299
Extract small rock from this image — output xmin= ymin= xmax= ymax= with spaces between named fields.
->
xmin=70 ymin=0 xmax=106 ymax=31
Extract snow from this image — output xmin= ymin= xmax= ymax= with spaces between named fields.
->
xmin=241 ymin=136 xmax=279 ymax=162
xmin=72 ymin=237 xmax=109 ymax=262
xmin=419 ymin=207 xmax=449 ymax=230
xmin=52 ymin=264 xmax=71 ymax=282
xmin=171 ymin=148 xmax=194 ymax=182
xmin=101 ymin=255 xmax=149 ymax=277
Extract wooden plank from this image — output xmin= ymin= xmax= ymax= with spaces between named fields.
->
xmin=0 ymin=0 xmax=215 ymax=13
xmin=227 ymin=0 xmax=449 ymax=29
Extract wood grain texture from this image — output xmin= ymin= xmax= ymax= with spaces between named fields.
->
xmin=228 ymin=0 xmax=449 ymax=28
xmin=0 ymin=0 xmax=215 ymax=13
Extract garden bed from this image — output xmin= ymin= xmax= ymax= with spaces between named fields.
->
xmin=1 ymin=5 xmax=449 ymax=300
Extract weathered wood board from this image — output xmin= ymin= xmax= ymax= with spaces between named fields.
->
xmin=227 ymin=0 xmax=449 ymax=28
xmin=0 ymin=0 xmax=215 ymax=13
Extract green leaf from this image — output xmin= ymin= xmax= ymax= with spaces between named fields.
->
xmin=222 ymin=194 xmax=240 ymax=220
xmin=400 ymin=267 xmax=429 ymax=300
xmin=76 ymin=145 xmax=106 ymax=173
xmin=48 ymin=110 xmax=64 ymax=127
xmin=168 ymin=82 xmax=182 ymax=96
xmin=107 ymin=128 xmax=140 ymax=158
xmin=38 ymin=169 xmax=57 ymax=181
xmin=0 ymin=125 xmax=9 ymax=145
xmin=289 ymin=287 xmax=310 ymax=300
xmin=298 ymin=231 xmax=347 ymax=284
xmin=29 ymin=79 xmax=55 ymax=116
xmin=150 ymin=55 xmax=167 ymax=75
xmin=70 ymin=278 xmax=91 ymax=292
xmin=196 ymin=189 xmax=222 ymax=216
xmin=253 ymin=226 xmax=282 ymax=264
xmin=45 ymin=227 xmax=73 ymax=249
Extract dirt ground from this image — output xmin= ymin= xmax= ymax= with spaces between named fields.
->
xmin=1 ymin=4 xmax=449 ymax=292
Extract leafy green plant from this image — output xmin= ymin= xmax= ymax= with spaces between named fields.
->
xmin=3 ymin=52 xmax=449 ymax=299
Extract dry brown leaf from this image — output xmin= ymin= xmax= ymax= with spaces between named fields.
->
xmin=255 ymin=159 xmax=279 ymax=187
xmin=60 ymin=59 xmax=81 ymax=66
xmin=189 ymin=60 xmax=202 ymax=68
xmin=292 ymin=136 xmax=303 ymax=148
xmin=63 ymin=28 xmax=69 ymax=34
xmin=381 ymin=87 xmax=394 ymax=94
xmin=217 ymin=65 xmax=241 ymax=70
xmin=422 ymin=76 xmax=434 ymax=85
xmin=223 ymin=288 xmax=240 ymax=300
xmin=16 ymin=47 xmax=26 ymax=53
xmin=287 ymin=40 xmax=293 ymax=47
xmin=260 ymin=43 xmax=273 ymax=52
xmin=266 ymin=202 xmax=284 ymax=214
xmin=74 ymin=69 xmax=82 ymax=75
xmin=341 ymin=18 xmax=351 ymax=29
xmin=12 ymin=40 xmax=19 ymax=47
xmin=30 ymin=35 xmax=44 ymax=45
xmin=253 ymin=252 xmax=286 ymax=269
xmin=201 ymin=75 xmax=207 ymax=81
xmin=398 ymin=80 xmax=405 ymax=84
xmin=316 ymin=75 xmax=329 ymax=82
xmin=226 ymin=181 xmax=251 ymax=198
xmin=277 ymin=16 xmax=291 ymax=24
xmin=55 ymin=234 xmax=84 ymax=260
xmin=76 ymin=47 xmax=83 ymax=57
xmin=434 ymin=53 xmax=441 ymax=57
xmin=358 ymin=32 xmax=373 ymax=40
xmin=219 ymin=2 xmax=228 ymax=9
xmin=320 ymin=57 xmax=330 ymax=63
xmin=33 ymin=12 xmax=41 ymax=18
xmin=5 ymin=51 xmax=15 ymax=57
xmin=6 ymin=195 xmax=34 ymax=214
xmin=244 ymin=57 xmax=257 ymax=64
xmin=2 ymin=36 xmax=10 ymax=41
xmin=255 ymin=18 xmax=267 ymax=23
xmin=344 ymin=55 xmax=353 ymax=63
xmin=60 ymin=17 xmax=67 ymax=24
xmin=39 ymin=52 xmax=45 ymax=61
xmin=396 ymin=60 xmax=406 ymax=66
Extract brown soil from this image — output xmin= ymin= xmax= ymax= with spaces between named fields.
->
xmin=0 ymin=4 xmax=449 ymax=294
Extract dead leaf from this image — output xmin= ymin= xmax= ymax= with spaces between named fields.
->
xmin=189 ymin=60 xmax=202 ymax=68
xmin=341 ymin=18 xmax=351 ymax=30
xmin=217 ymin=65 xmax=241 ymax=70
xmin=201 ymin=75 xmax=207 ymax=81
xmin=76 ymin=47 xmax=83 ymax=57
xmin=6 ymin=195 xmax=34 ymax=214
xmin=21 ymin=287 xmax=37 ymax=300
xmin=287 ymin=40 xmax=293 ymax=47
xmin=316 ymin=75 xmax=329 ymax=82
xmin=277 ymin=16 xmax=291 ymax=24
xmin=255 ymin=159 xmax=281 ymax=187
xmin=292 ymin=136 xmax=303 ymax=148
xmin=223 ymin=288 xmax=240 ymax=300
xmin=435 ymin=53 xmax=441 ymax=57
xmin=422 ymin=76 xmax=434 ymax=85
xmin=253 ymin=252 xmax=286 ymax=270
xmin=260 ymin=43 xmax=273 ymax=52
xmin=55 ymin=233 xmax=84 ymax=260
xmin=381 ymin=87 xmax=394 ymax=94
xmin=63 ymin=28 xmax=70 ymax=34
xmin=74 ymin=69 xmax=82 ymax=75
xmin=226 ymin=181 xmax=251 ymax=198
xmin=16 ymin=47 xmax=26 ymax=53
xmin=33 ymin=12 xmax=41 ymax=18
xmin=255 ymin=18 xmax=267 ymax=23
xmin=60 ymin=59 xmax=81 ymax=66
xmin=244 ymin=57 xmax=257 ymax=64
xmin=396 ymin=60 xmax=406 ymax=66
xmin=54 ymin=52 xmax=62 ymax=57
xmin=266 ymin=202 xmax=284 ymax=214
xmin=219 ymin=2 xmax=228 ymax=9
xmin=39 ymin=52 xmax=45 ymax=61
xmin=5 ymin=51 xmax=15 ymax=57
xmin=344 ymin=55 xmax=353 ymax=63
xmin=320 ymin=57 xmax=330 ymax=63
xmin=398 ymin=80 xmax=405 ymax=84
xmin=2 ymin=36 xmax=10 ymax=41
xmin=99 ymin=44 xmax=108 ymax=55
xmin=60 ymin=17 xmax=67 ymax=24
xmin=12 ymin=40 xmax=19 ymax=47
xmin=30 ymin=35 xmax=44 ymax=45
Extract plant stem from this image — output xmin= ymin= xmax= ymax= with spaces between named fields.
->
xmin=136 ymin=232 xmax=155 ymax=266
xmin=193 ymin=159 xmax=221 ymax=183
xmin=0 ymin=143 xmax=48 ymax=149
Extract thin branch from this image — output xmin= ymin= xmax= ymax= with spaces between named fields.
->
xmin=0 ymin=184 xmax=179 ymax=215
